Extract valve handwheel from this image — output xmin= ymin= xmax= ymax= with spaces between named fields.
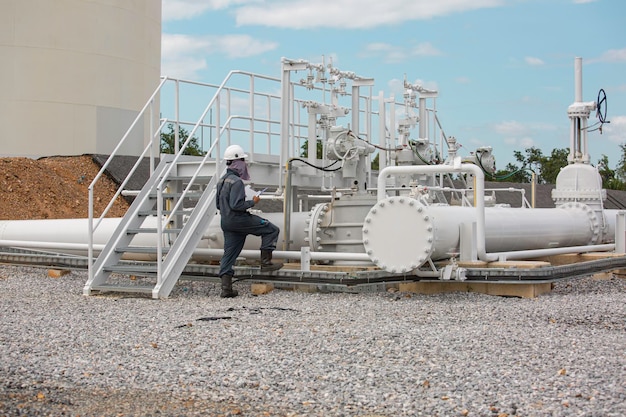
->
xmin=596 ymin=88 xmax=607 ymax=123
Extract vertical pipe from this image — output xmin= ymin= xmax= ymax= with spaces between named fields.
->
xmin=174 ymin=80 xmax=180 ymax=154
xmin=419 ymin=96 xmax=427 ymax=139
xmin=616 ymin=211 xmax=626 ymax=254
xmin=308 ymin=112 xmax=317 ymax=165
xmin=531 ymin=172 xmax=536 ymax=208
xmin=378 ymin=91 xmax=387 ymax=173
xmin=283 ymin=159 xmax=293 ymax=250
xmin=575 ymin=57 xmax=583 ymax=103
xmin=352 ymin=84 xmax=360 ymax=137
xmin=389 ymin=95 xmax=396 ymax=152
xmin=280 ymin=62 xmax=291 ymax=187
xmin=569 ymin=118 xmax=576 ymax=163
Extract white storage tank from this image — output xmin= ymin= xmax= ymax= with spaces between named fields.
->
xmin=0 ymin=0 xmax=161 ymax=157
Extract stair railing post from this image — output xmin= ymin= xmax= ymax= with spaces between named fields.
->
xmin=156 ymin=184 xmax=164 ymax=285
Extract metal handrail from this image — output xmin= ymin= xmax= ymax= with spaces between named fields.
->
xmin=87 ymin=77 xmax=170 ymax=279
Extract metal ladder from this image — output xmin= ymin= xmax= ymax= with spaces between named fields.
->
xmin=83 ymin=155 xmax=220 ymax=299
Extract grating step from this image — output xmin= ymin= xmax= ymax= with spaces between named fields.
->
xmin=91 ymin=283 xmax=155 ymax=294
xmin=104 ymin=264 xmax=158 ymax=274
xmin=165 ymin=175 xmax=211 ymax=182
xmin=115 ymin=246 xmax=170 ymax=254
xmin=138 ymin=210 xmax=192 ymax=216
xmin=127 ymin=228 xmax=182 ymax=234
xmin=149 ymin=192 xmax=204 ymax=199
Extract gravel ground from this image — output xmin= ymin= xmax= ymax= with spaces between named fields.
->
xmin=0 ymin=265 xmax=624 ymax=417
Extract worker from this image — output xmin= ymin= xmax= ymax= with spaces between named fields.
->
xmin=216 ymin=144 xmax=283 ymax=298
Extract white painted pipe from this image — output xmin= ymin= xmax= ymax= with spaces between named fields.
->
xmin=378 ymin=162 xmax=495 ymax=261
xmin=419 ymin=204 xmax=617 ymax=260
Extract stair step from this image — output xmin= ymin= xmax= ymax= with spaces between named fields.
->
xmin=138 ymin=209 xmax=193 ymax=216
xmin=115 ymin=246 xmax=170 ymax=254
xmin=126 ymin=228 xmax=182 ymax=234
xmin=91 ymin=283 xmax=154 ymax=294
xmin=104 ymin=264 xmax=158 ymax=274
xmin=149 ymin=192 xmax=204 ymax=198
xmin=165 ymin=175 xmax=211 ymax=182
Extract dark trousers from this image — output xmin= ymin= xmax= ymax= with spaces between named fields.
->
xmin=219 ymin=214 xmax=280 ymax=277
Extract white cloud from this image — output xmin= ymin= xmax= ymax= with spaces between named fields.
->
xmin=592 ymin=48 xmax=626 ymax=63
xmin=605 ymin=115 xmax=626 ymax=144
xmin=494 ymin=120 xmax=528 ymax=136
xmin=519 ymin=137 xmax=536 ymax=148
xmin=162 ymin=0 xmax=221 ymax=21
xmin=162 ymin=0 xmax=255 ymax=21
xmin=492 ymin=121 xmax=537 ymax=149
xmin=573 ymin=0 xmax=598 ymax=4
xmin=234 ymin=0 xmax=504 ymax=29
xmin=161 ymin=33 xmax=278 ymax=79
xmin=362 ymin=41 xmax=442 ymax=63
xmin=524 ymin=56 xmax=544 ymax=66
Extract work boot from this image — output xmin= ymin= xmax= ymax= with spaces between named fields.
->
xmin=260 ymin=249 xmax=283 ymax=272
xmin=220 ymin=274 xmax=238 ymax=298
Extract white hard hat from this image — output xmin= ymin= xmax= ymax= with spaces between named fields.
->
xmin=223 ymin=144 xmax=248 ymax=161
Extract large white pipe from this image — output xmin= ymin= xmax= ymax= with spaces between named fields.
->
xmin=377 ymin=162 xmax=496 ymax=261
xmin=0 ymin=216 xmax=372 ymax=264
xmin=376 ymin=163 xmax=617 ymax=263
xmin=418 ymin=204 xmax=617 ymax=260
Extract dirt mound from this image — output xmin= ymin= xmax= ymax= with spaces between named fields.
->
xmin=0 ymin=156 xmax=130 ymax=220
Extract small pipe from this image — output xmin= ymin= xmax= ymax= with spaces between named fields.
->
xmin=489 ymin=244 xmax=615 ymax=261
xmin=0 ymin=240 xmax=372 ymax=263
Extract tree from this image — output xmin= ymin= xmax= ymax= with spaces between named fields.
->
xmin=371 ymin=153 xmax=379 ymax=171
xmin=492 ymin=147 xmax=568 ymax=184
xmin=615 ymin=144 xmax=626 ymax=184
xmin=160 ymin=124 xmax=205 ymax=156
xmin=300 ymin=139 xmax=323 ymax=159
xmin=540 ymin=148 xmax=569 ymax=184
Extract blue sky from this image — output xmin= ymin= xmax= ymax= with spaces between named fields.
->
xmin=161 ymin=0 xmax=625 ymax=170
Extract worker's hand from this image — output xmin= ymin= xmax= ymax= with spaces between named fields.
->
xmin=253 ymin=195 xmax=261 ymax=204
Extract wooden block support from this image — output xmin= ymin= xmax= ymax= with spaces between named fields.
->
xmin=251 ymin=283 xmax=274 ymax=295
xmin=399 ymin=281 xmax=553 ymax=298
xmin=485 ymin=260 xmax=551 ymax=269
xmin=534 ymin=251 xmax=626 ymax=266
xmin=612 ymin=269 xmax=626 ymax=278
xmin=592 ymin=272 xmax=614 ymax=280
xmin=47 ymin=269 xmax=70 ymax=278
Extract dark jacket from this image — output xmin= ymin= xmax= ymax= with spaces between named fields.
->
xmin=216 ymin=169 xmax=255 ymax=227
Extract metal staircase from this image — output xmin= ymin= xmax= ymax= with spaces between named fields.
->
xmin=83 ymin=155 xmax=221 ymax=298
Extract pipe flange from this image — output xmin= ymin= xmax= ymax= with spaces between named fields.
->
xmin=362 ymin=197 xmax=434 ymax=273
xmin=305 ymin=203 xmax=331 ymax=251
xmin=560 ymin=202 xmax=601 ymax=244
